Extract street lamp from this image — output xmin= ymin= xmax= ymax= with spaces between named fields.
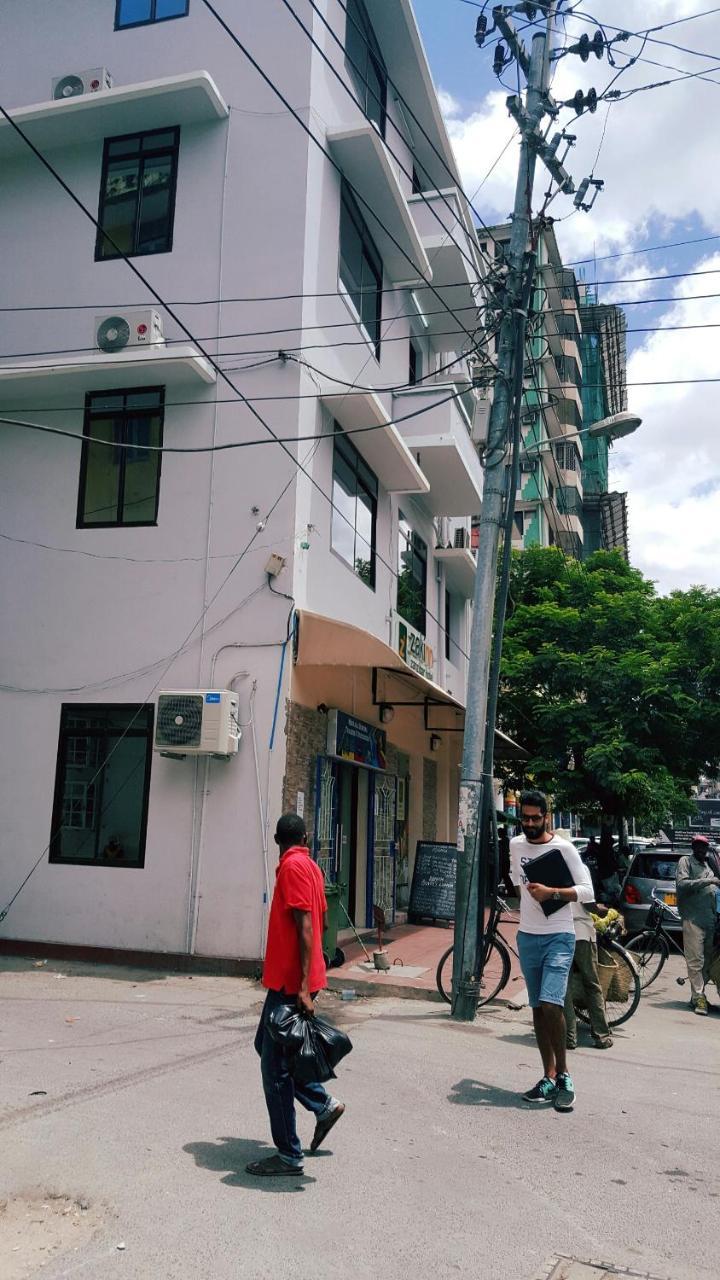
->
xmin=521 ymin=410 xmax=642 ymax=458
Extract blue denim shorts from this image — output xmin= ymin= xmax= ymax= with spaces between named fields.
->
xmin=517 ymin=931 xmax=575 ymax=1008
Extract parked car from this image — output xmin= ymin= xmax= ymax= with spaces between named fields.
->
xmin=621 ymin=846 xmax=684 ymax=934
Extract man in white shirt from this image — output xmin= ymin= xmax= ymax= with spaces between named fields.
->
xmin=509 ymin=790 xmax=596 ymax=1111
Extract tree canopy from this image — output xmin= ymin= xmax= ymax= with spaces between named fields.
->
xmin=497 ymin=547 xmax=720 ymax=831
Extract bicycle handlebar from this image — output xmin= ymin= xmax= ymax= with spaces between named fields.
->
xmin=650 ymin=887 xmax=681 ymax=920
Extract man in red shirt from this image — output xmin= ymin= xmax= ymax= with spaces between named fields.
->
xmin=247 ymin=813 xmax=345 ymax=1177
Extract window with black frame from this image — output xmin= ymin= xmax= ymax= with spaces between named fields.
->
xmin=115 ymin=0 xmax=189 ymax=30
xmin=78 ymin=388 xmax=164 ymax=527
xmin=96 ymin=128 xmax=179 ymax=260
xmin=339 ymin=182 xmax=383 ymax=357
xmin=50 ymin=705 xmax=154 ymax=867
xmin=331 ymin=426 xmax=378 ymax=588
xmin=409 ymin=337 xmax=422 ymax=386
xmin=345 ymin=0 xmax=387 ymax=136
xmin=398 ymin=513 xmax=427 ymax=635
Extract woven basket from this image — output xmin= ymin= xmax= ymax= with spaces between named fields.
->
xmin=598 ymin=947 xmax=631 ymax=1003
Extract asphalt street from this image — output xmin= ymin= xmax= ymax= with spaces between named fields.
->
xmin=0 ymin=951 xmax=717 ymax=1280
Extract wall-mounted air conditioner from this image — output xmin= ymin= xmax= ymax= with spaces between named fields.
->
xmin=95 ymin=310 xmax=164 ymax=354
xmin=154 ymin=691 xmax=240 ymax=758
xmin=52 ymin=68 xmax=113 ymax=100
xmin=453 ymin=527 xmax=470 ymax=550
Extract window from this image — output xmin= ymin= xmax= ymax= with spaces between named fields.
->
xmin=331 ymin=426 xmax=378 ymax=588
xmin=345 ymin=0 xmax=387 ymax=136
xmin=115 ymin=0 xmax=189 ymax=29
xmin=513 ymin=511 xmax=525 ymax=538
xmin=409 ymin=337 xmax=422 ymax=386
xmin=554 ymin=441 xmax=581 ymax=473
xmin=397 ymin=513 xmax=427 ymax=635
xmin=78 ymin=388 xmax=164 ymax=527
xmin=339 ymin=182 xmax=383 ymax=357
xmin=411 ymin=165 xmax=424 ymax=195
xmin=96 ymin=128 xmax=179 ymax=260
xmin=445 ymin=589 xmax=451 ymax=661
xmin=50 ymin=705 xmax=154 ymax=866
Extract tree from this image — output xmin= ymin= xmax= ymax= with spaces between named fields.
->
xmin=497 ymin=547 xmax=720 ymax=833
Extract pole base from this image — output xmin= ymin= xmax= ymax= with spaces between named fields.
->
xmin=451 ymin=976 xmax=480 ymax=1022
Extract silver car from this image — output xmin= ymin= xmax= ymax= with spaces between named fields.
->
xmin=621 ymin=846 xmax=683 ymax=934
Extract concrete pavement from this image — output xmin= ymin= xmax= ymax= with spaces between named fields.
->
xmin=0 ymin=952 xmax=717 ymax=1280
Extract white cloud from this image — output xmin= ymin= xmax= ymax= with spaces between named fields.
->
xmin=610 ymin=254 xmax=720 ymax=589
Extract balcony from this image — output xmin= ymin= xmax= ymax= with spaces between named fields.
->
xmin=557 ymin=529 xmax=583 ymax=560
xmin=407 ymin=187 xmax=483 ymax=342
xmin=321 ymin=388 xmax=429 ymax=495
xmin=392 ymin=384 xmax=484 ymax=516
xmin=435 ymin=544 xmax=477 ymax=596
xmin=327 ymin=125 xmax=431 ymax=286
xmin=0 ymin=72 xmax=229 ymax=161
xmin=0 ymin=345 xmax=216 ymax=402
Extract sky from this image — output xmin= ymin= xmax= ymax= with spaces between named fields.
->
xmin=412 ymin=0 xmax=720 ymax=593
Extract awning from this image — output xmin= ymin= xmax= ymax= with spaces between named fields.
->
xmin=294 ymin=610 xmax=527 ymax=758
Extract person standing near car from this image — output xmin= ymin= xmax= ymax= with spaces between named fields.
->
xmin=510 ymin=790 xmax=596 ymax=1111
xmin=676 ymin=834 xmax=720 ymax=1016
xmin=248 ymin=813 xmax=345 ymax=1177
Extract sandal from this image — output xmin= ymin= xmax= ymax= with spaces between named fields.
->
xmin=246 ymin=1155 xmax=304 ymax=1177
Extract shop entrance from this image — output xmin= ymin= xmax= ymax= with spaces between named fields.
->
xmin=313 ymin=756 xmax=397 ymax=928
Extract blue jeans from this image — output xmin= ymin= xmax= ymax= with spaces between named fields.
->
xmin=517 ymin=931 xmax=575 ymax=1009
xmin=254 ymin=988 xmax=334 ymax=1168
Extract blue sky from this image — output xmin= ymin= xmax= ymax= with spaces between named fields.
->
xmin=412 ymin=1 xmax=720 ymax=591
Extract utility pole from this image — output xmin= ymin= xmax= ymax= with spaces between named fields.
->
xmin=452 ymin=4 xmax=559 ymax=1020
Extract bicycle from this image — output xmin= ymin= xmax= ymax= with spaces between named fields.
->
xmin=623 ymin=887 xmax=686 ymax=989
xmin=436 ymin=901 xmax=641 ymax=1027
xmin=576 ymin=917 xmax=641 ymax=1029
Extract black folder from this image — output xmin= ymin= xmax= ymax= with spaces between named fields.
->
xmin=520 ymin=845 xmax=577 ymax=917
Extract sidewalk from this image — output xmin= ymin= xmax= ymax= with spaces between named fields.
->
xmin=325 ymin=920 xmax=525 ymax=1002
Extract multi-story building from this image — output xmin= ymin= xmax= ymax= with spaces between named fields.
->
xmin=480 ymin=223 xmax=584 ymax=559
xmin=0 ymin=0 xmax=507 ymax=964
xmin=578 ymin=291 xmax=630 ymax=559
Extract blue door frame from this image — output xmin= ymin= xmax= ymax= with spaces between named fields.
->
xmin=313 ymin=756 xmax=397 ymax=927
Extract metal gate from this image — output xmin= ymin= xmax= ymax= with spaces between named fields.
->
xmin=313 ymin=755 xmax=339 ymax=882
xmin=368 ymin=771 xmax=398 ymax=925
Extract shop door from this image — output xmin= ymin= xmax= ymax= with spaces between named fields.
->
xmin=313 ymin=757 xmax=358 ymax=923
xmin=369 ymin=772 xmax=398 ymax=926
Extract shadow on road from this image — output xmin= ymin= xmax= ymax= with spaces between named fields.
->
xmin=183 ymin=1136 xmax=316 ymax=1192
xmin=448 ymin=1078 xmax=530 ymax=1109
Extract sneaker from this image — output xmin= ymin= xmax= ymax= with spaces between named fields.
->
xmin=554 ymin=1072 xmax=576 ymax=1111
xmin=692 ymin=994 xmax=709 ymax=1016
xmin=522 ymin=1076 xmax=557 ymax=1104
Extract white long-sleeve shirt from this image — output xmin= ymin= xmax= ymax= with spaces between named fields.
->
xmin=510 ymin=834 xmax=596 ymax=935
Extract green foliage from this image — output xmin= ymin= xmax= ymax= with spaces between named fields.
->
xmin=497 ymin=547 xmax=720 ymax=829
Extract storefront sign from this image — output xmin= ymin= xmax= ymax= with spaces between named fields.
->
xmin=326 ymin=710 xmax=387 ymax=770
xmin=391 ymin=610 xmax=435 ymax=683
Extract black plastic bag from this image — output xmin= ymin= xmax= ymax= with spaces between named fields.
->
xmin=267 ymin=1003 xmax=353 ymax=1085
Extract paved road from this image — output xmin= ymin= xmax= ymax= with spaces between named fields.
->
xmin=0 ymin=953 xmax=717 ymax=1280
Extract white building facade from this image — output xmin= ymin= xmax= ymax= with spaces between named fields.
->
xmin=0 ymin=0 xmax=492 ymax=965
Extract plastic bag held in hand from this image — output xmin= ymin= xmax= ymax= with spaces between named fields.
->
xmin=267 ymin=1004 xmax=353 ymax=1085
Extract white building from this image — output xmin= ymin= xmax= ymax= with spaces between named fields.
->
xmin=0 ymin=0 xmax=502 ymax=966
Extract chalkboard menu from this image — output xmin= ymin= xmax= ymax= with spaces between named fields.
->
xmin=408 ymin=841 xmax=457 ymax=923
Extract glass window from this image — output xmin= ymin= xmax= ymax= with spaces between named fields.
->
xmin=115 ymin=0 xmax=189 ymax=29
xmin=397 ymin=513 xmax=427 ymax=635
xmin=50 ymin=705 xmax=154 ymax=866
xmin=96 ymin=128 xmax=179 ymax=260
xmin=345 ymin=0 xmax=387 ymax=136
xmin=445 ymin=588 xmax=451 ymax=661
xmin=331 ymin=427 xmax=378 ymax=588
xmin=78 ymin=388 xmax=164 ymax=527
xmin=339 ymin=182 xmax=383 ymax=357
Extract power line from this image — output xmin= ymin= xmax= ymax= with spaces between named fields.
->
xmin=568 ymin=232 xmax=720 ymax=265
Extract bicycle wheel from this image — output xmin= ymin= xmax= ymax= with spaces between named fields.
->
xmin=436 ymin=936 xmax=512 ymax=1008
xmin=624 ymin=930 xmax=669 ymax=990
xmin=575 ymin=939 xmax=641 ymax=1029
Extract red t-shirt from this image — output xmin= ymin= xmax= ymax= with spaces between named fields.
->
xmin=262 ymin=846 xmax=328 ymax=994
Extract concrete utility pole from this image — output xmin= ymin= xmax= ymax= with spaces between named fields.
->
xmin=452 ymin=4 xmax=558 ymax=1020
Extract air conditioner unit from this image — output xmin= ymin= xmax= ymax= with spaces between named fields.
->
xmin=155 ymin=691 xmax=240 ymax=758
xmin=95 ymin=310 xmax=164 ymax=354
xmin=52 ymin=68 xmax=113 ymax=100
xmin=520 ymin=456 xmax=538 ymax=473
xmin=453 ymin=527 xmax=470 ymax=550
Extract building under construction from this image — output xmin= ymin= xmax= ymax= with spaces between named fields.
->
xmin=578 ymin=292 xmax=630 ymax=559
